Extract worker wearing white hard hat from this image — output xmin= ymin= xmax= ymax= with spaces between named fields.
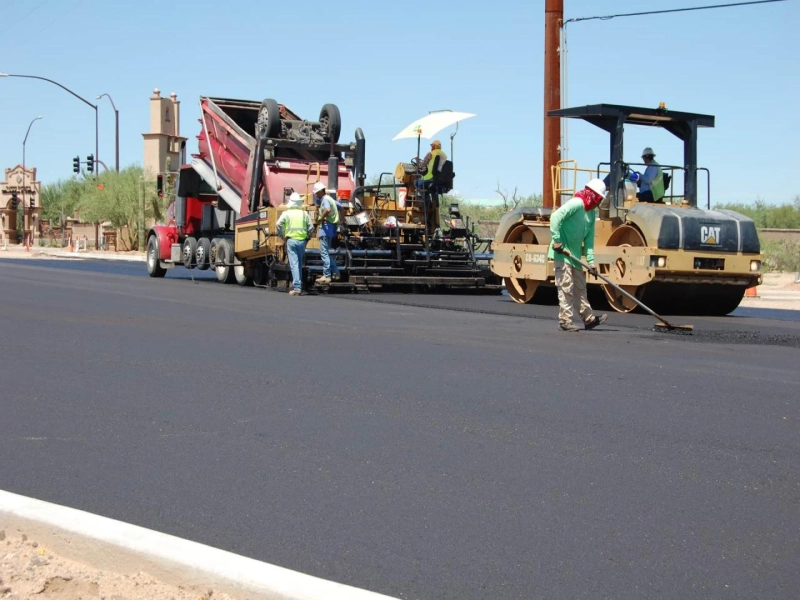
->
xmin=547 ymin=179 xmax=609 ymax=332
xmin=275 ymin=192 xmax=313 ymax=295
xmin=631 ymin=147 xmax=666 ymax=203
xmin=312 ymin=181 xmax=341 ymax=284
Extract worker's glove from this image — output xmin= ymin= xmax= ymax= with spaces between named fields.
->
xmin=628 ymin=171 xmax=640 ymax=183
xmin=553 ymin=242 xmax=564 ymax=254
xmin=587 ymin=264 xmax=598 ymax=278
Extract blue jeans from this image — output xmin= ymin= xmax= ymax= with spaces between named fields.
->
xmin=286 ymin=238 xmax=306 ymax=291
xmin=319 ymin=235 xmax=339 ymax=278
xmin=415 ymin=177 xmax=431 ymax=195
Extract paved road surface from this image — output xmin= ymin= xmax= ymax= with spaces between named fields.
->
xmin=1 ymin=259 xmax=799 ymax=599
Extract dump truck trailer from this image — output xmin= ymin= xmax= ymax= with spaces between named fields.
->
xmin=490 ymin=104 xmax=763 ymax=316
xmin=146 ymin=96 xmax=496 ymax=291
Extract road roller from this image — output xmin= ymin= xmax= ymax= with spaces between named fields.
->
xmin=490 ymin=103 xmax=763 ymax=316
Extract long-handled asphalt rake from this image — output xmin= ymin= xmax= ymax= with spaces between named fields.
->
xmin=561 ymin=249 xmax=694 ymax=333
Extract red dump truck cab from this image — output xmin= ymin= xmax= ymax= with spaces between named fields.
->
xmin=147 ymin=96 xmax=365 ymax=275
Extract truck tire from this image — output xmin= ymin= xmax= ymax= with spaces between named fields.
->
xmin=234 ymin=263 xmax=253 ymax=287
xmin=146 ymin=235 xmax=166 ymax=278
xmin=209 ymin=237 xmax=220 ymax=266
xmin=196 ymin=238 xmax=211 ymax=270
xmin=182 ymin=237 xmax=197 ymax=269
xmin=215 ymin=238 xmax=236 ymax=284
xmin=257 ymin=98 xmax=281 ymax=139
xmin=252 ymin=260 xmax=268 ymax=286
xmin=319 ymin=104 xmax=341 ymax=144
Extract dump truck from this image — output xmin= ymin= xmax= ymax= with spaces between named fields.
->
xmin=145 ymin=96 xmax=496 ymax=291
xmin=490 ymin=103 xmax=763 ymax=315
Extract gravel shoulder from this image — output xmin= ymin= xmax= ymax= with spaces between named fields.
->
xmin=0 ymin=528 xmax=238 ymax=600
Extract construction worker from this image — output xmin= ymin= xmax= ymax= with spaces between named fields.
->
xmin=633 ymin=147 xmax=665 ymax=203
xmin=548 ymin=178 xmax=609 ymax=332
xmin=415 ymin=140 xmax=447 ymax=195
xmin=276 ymin=192 xmax=314 ymax=296
xmin=312 ymin=181 xmax=340 ymax=283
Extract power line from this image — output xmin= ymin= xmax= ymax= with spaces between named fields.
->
xmin=564 ymin=0 xmax=788 ymax=24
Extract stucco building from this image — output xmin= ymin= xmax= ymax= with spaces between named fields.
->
xmin=1 ymin=165 xmax=41 ymax=245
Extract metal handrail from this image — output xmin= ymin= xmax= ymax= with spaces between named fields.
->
xmin=553 ymin=159 xmax=609 ymax=207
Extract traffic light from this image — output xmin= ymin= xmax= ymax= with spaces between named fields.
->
xmin=156 ymin=174 xmax=164 ymax=198
xmin=86 ymin=154 xmax=94 ymax=173
xmin=29 ymin=195 xmax=35 ymax=210
xmin=73 ymin=156 xmax=80 ymax=174
xmin=10 ymin=191 xmax=18 ymax=210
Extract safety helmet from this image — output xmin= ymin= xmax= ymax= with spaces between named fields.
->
xmin=431 ymin=140 xmax=442 ymax=149
xmin=641 ymin=147 xmax=656 ymax=158
xmin=287 ymin=192 xmax=303 ymax=207
xmin=585 ymin=178 xmax=607 ymax=198
xmin=312 ymin=181 xmax=326 ymax=194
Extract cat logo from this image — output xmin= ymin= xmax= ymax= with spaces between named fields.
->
xmin=700 ymin=225 xmax=721 ymax=245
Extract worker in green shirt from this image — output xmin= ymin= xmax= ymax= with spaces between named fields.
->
xmin=547 ymin=179 xmax=609 ymax=332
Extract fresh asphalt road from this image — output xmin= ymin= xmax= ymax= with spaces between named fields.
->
xmin=1 ymin=259 xmax=799 ymax=600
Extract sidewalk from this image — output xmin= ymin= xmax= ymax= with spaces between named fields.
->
xmin=0 ymin=243 xmax=145 ymax=262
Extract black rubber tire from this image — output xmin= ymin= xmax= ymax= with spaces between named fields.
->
xmin=258 ymin=98 xmax=281 ymax=139
xmin=251 ymin=260 xmax=268 ymax=286
xmin=319 ymin=103 xmax=341 ymax=144
xmin=146 ymin=235 xmax=166 ymax=278
xmin=209 ymin=237 xmax=220 ymax=267
xmin=195 ymin=237 xmax=211 ymax=270
xmin=215 ymin=238 xmax=236 ymax=284
xmin=234 ymin=263 xmax=253 ymax=287
xmin=182 ymin=237 xmax=197 ymax=269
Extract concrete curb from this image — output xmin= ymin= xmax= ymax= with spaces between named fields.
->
xmin=53 ymin=251 xmax=146 ymax=262
xmin=0 ymin=489 xmax=400 ymax=600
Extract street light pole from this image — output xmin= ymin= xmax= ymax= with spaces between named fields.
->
xmin=0 ymin=73 xmax=99 ymax=173
xmin=23 ymin=115 xmax=43 ymax=245
xmin=97 ymin=93 xmax=119 ymax=172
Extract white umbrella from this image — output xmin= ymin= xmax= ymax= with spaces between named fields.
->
xmin=392 ymin=110 xmax=476 ymax=141
xmin=392 ymin=110 xmax=476 ymax=164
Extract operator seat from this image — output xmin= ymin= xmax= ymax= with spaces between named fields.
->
xmin=428 ymin=159 xmax=454 ymax=207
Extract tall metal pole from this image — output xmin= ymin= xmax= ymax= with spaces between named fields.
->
xmin=22 ymin=116 xmax=43 ymax=244
xmin=115 ymin=109 xmax=119 ymax=172
xmin=543 ymin=0 xmax=563 ymax=209
xmin=97 ymin=93 xmax=120 ymax=171
xmin=0 ymin=73 xmax=98 ymax=174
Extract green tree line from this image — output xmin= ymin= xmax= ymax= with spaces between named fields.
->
xmin=714 ymin=196 xmax=800 ymax=229
xmin=714 ymin=197 xmax=800 ymax=271
xmin=39 ymin=165 xmax=165 ymax=250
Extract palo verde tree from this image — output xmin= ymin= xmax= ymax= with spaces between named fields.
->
xmin=40 ymin=165 xmax=166 ymax=250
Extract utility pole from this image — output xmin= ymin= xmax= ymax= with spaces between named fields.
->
xmin=543 ymin=0 xmax=563 ymax=209
xmin=138 ymin=176 xmax=145 ymax=250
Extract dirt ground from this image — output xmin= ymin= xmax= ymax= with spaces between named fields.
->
xmin=0 ymin=530 xmax=240 ymax=600
xmin=739 ymin=272 xmax=800 ymax=311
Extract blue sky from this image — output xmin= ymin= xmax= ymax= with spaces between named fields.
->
xmin=1 ymin=0 xmax=797 ymax=205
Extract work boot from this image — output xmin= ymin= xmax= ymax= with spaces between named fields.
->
xmin=316 ymin=276 xmax=331 ymax=285
xmin=559 ymin=321 xmax=580 ymax=332
xmin=584 ymin=314 xmax=608 ymax=330
xmin=288 ymin=289 xmax=301 ymax=296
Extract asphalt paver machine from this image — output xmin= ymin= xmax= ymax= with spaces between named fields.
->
xmin=146 ymin=96 xmax=496 ymax=292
